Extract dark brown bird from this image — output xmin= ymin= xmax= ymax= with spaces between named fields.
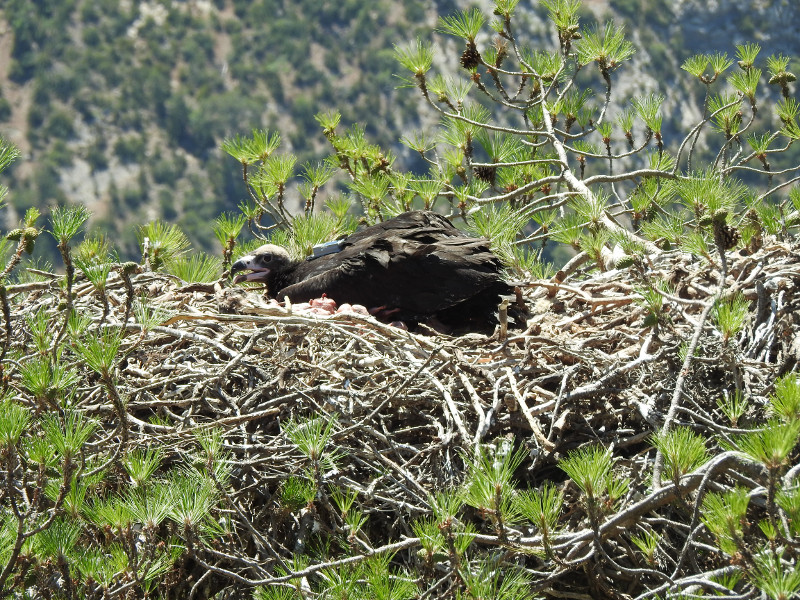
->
xmin=230 ymin=210 xmax=513 ymax=330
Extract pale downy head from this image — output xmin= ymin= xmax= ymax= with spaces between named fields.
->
xmin=230 ymin=244 xmax=293 ymax=284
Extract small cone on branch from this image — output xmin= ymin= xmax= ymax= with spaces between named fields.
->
xmin=473 ymin=165 xmax=497 ymax=185
xmin=461 ymin=41 xmax=481 ymax=70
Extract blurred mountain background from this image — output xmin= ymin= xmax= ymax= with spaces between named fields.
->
xmin=0 ymin=0 xmax=797 ymax=263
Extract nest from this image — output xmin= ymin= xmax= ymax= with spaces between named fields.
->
xmin=3 ymin=238 xmax=799 ymax=598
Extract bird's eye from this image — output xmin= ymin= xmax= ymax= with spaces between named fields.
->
xmin=263 ymin=255 xmax=272 ymax=263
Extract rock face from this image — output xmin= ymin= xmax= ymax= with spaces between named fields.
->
xmin=671 ymin=0 xmax=800 ymax=54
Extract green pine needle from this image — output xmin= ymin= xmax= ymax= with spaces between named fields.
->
xmin=632 ymin=93 xmax=664 ymax=133
xmin=50 ymin=205 xmax=90 ymax=245
xmin=749 ymin=549 xmax=800 ymax=600
xmin=559 ymin=445 xmax=616 ymax=501
xmin=630 ymin=529 xmax=661 ymax=564
xmin=126 ymin=483 xmax=174 ymax=531
xmin=735 ymin=43 xmax=761 ymax=70
xmin=462 ymin=442 xmax=526 ymax=526
xmin=729 ymin=67 xmax=762 ymax=102
xmin=138 ymin=221 xmax=191 ymax=271
xmin=46 ymin=470 xmax=104 ymax=520
xmin=701 ymin=487 xmax=749 ymax=555
xmin=726 ymin=418 xmax=800 ymax=473
xmin=709 ymin=93 xmax=743 ymax=136
xmin=717 ymin=391 xmax=750 ymax=427
xmin=430 ymin=490 xmax=465 ymax=524
xmin=35 ymin=518 xmax=81 ymax=560
xmin=288 ymin=212 xmax=353 ymax=259
xmin=41 ymin=410 xmax=97 ymax=461
xmin=394 ymin=39 xmax=434 ymax=76
xmin=709 ymin=51 xmax=734 ymax=75
xmin=168 ymin=471 xmax=218 ymax=531
xmin=541 ymin=0 xmax=581 ymax=35
xmin=770 ymin=373 xmax=800 ymax=422
xmin=651 ymin=426 xmax=709 ymax=484
xmin=284 ymin=416 xmax=339 ymax=465
xmin=0 ymin=400 xmax=30 ymax=447
xmin=460 ymin=556 xmax=532 ymax=600
xmin=25 ymin=307 xmax=52 ymax=354
xmin=437 ymin=8 xmax=485 ymax=41
xmin=0 ymin=138 xmax=20 ymax=174
xmin=577 ymin=21 xmax=635 ymax=74
xmin=712 ymin=293 xmax=750 ymax=343
xmin=123 ymin=447 xmax=164 ymax=487
xmin=315 ymin=110 xmax=341 ymax=135
xmin=682 ymin=54 xmax=711 ymax=79
xmin=75 ymin=256 xmax=112 ymax=290
xmin=516 ymin=482 xmax=563 ymax=533
xmin=213 ymin=212 xmax=246 ymax=247
xmin=19 ymin=356 xmax=80 ymax=408
xmin=75 ymin=234 xmax=112 ymax=266
xmin=222 ymin=129 xmax=281 ymax=164
xmin=166 ymin=253 xmax=223 ymax=284
xmin=412 ymin=518 xmax=445 ymax=559
xmin=133 ymin=295 xmax=176 ymax=331
xmin=777 ymin=487 xmax=800 ymax=536
xmin=280 ymin=476 xmax=316 ymax=511
xmin=468 ymin=204 xmax=529 ymax=247
xmin=86 ymin=495 xmax=133 ymax=531
xmin=72 ymin=327 xmax=122 ymax=376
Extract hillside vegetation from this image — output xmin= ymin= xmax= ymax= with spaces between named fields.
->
xmin=0 ymin=0 xmax=434 ymax=259
xmin=0 ymin=1 xmax=798 ymax=263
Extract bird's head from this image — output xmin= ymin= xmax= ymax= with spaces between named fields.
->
xmin=230 ymin=244 xmax=293 ymax=284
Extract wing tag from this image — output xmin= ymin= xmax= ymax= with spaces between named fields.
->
xmin=307 ymin=240 xmax=345 ymax=260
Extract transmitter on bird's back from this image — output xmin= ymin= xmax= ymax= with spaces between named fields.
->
xmin=309 ymin=240 xmax=345 ymax=260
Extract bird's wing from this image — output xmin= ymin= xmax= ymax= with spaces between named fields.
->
xmin=338 ymin=211 xmax=464 ymax=252
xmin=272 ymin=211 xmax=508 ymax=316
xmin=276 ymin=246 xmax=394 ymax=307
xmin=386 ymin=236 xmax=509 ymax=312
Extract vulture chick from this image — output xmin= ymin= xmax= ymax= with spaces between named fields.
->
xmin=230 ymin=210 xmax=514 ymax=331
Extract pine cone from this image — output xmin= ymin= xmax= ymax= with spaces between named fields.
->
xmin=460 ymin=42 xmax=481 ymax=70
xmin=714 ymin=221 xmax=740 ymax=251
xmin=473 ymin=165 xmax=496 ymax=185
xmin=721 ymin=225 xmax=740 ymax=250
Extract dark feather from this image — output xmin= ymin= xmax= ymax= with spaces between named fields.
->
xmin=231 ymin=211 xmax=513 ymax=329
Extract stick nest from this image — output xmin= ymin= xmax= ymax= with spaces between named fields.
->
xmin=3 ymin=238 xmax=799 ymax=598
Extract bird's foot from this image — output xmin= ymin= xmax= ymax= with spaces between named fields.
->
xmin=368 ymin=305 xmax=402 ymax=320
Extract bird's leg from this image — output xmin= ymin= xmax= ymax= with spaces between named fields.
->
xmin=368 ymin=306 xmax=414 ymax=331
xmin=368 ymin=305 xmax=403 ymax=319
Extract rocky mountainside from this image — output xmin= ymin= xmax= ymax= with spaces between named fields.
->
xmin=672 ymin=0 xmax=800 ymax=55
xmin=0 ymin=0 xmax=796 ymax=262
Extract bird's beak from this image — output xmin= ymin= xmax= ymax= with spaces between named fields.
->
xmin=230 ymin=255 xmax=270 ymax=284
